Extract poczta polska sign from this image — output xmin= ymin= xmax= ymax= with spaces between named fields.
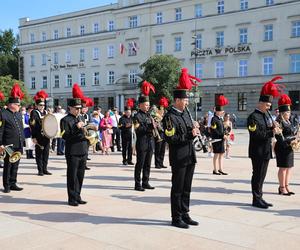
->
xmin=191 ymin=44 xmax=251 ymax=57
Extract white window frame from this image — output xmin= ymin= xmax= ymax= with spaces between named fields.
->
xmin=108 ymin=45 xmax=115 ymax=58
xmin=175 ymin=8 xmax=182 ymax=21
xmin=216 ymin=31 xmax=224 ymax=47
xmin=54 ymin=75 xmax=59 ymax=88
xmin=31 ymin=77 xmax=36 ymax=89
xmin=155 ymin=39 xmax=163 ymax=54
xmin=80 ymin=73 xmax=86 ymax=86
xmin=129 ymin=16 xmax=138 ymax=28
xmin=129 ymin=69 xmax=138 ymax=84
xmin=53 ymin=30 xmax=59 ymax=40
xmin=238 ymin=59 xmax=248 ymax=77
xmin=290 ymin=54 xmax=300 ymax=73
xmin=65 ymin=51 xmax=71 ymax=63
xmin=80 ymin=25 xmax=85 ymax=36
xmin=292 ymin=21 xmax=300 ymax=38
xmin=94 ymin=22 xmax=99 ymax=33
xmin=108 ymin=21 xmax=114 ymax=31
xmin=53 ymin=52 xmax=59 ymax=65
xmin=41 ymin=32 xmax=46 ymax=42
xmin=42 ymin=76 xmax=48 ymax=89
xmin=239 ymin=28 xmax=248 ymax=44
xmin=195 ymin=63 xmax=203 ymax=78
xmin=263 ymin=57 xmax=273 ymax=75
xmin=240 ymin=0 xmax=248 ymax=10
xmin=93 ymin=48 xmax=99 ymax=60
xmin=156 ymin=12 xmax=163 ymax=24
xmin=266 ymin=0 xmax=274 ymax=6
xmin=108 ymin=71 xmax=115 ymax=85
xmin=93 ymin=72 xmax=100 ymax=85
xmin=30 ymin=33 xmax=35 ymax=43
xmin=80 ymin=48 xmax=85 ymax=62
xmin=30 ymin=55 xmax=35 ymax=67
xmin=196 ymin=34 xmax=202 ymax=49
xmin=175 ymin=37 xmax=182 ymax=52
xmin=264 ymin=24 xmax=273 ymax=41
xmin=66 ymin=27 xmax=71 ymax=37
xmin=215 ymin=61 xmax=224 ymax=78
xmin=66 ymin=74 xmax=72 ymax=87
xmin=42 ymin=54 xmax=47 ymax=66
xmin=195 ymin=4 xmax=202 ymax=18
xmin=217 ymin=0 xmax=225 ymax=14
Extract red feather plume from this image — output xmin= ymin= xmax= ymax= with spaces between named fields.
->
xmin=216 ymin=95 xmax=229 ymax=106
xmin=83 ymin=97 xmax=94 ymax=107
xmin=278 ymin=94 xmax=292 ymax=107
xmin=177 ymin=68 xmax=201 ymax=90
xmin=141 ymin=81 xmax=155 ymax=96
xmin=72 ymin=83 xmax=85 ymax=99
xmin=260 ymin=76 xmax=284 ymax=98
xmin=10 ymin=83 xmax=24 ymax=100
xmin=126 ymin=98 xmax=135 ymax=108
xmin=0 ymin=91 xmax=5 ymax=101
xmin=34 ymin=90 xmax=48 ymax=101
xmin=159 ymin=97 xmax=169 ymax=108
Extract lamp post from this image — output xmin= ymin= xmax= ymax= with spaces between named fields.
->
xmin=47 ymin=56 xmax=53 ymax=108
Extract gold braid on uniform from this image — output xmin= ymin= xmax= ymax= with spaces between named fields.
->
xmin=165 ymin=116 xmax=175 ymax=137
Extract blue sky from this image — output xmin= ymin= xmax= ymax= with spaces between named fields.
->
xmin=0 ymin=0 xmax=118 ymax=34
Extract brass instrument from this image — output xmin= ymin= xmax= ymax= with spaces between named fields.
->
xmin=0 ymin=144 xmax=22 ymax=163
xmin=290 ymin=130 xmax=300 ymax=151
xmin=150 ymin=109 xmax=163 ymax=142
xmin=83 ymin=124 xmax=99 ymax=146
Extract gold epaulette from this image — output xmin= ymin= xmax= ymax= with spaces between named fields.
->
xmin=248 ymin=124 xmax=256 ymax=132
xmin=211 ymin=123 xmax=217 ymax=129
xmin=60 ymin=130 xmax=65 ymax=137
xmin=0 ymin=121 xmax=2 ymax=127
xmin=165 ymin=127 xmax=175 ymax=137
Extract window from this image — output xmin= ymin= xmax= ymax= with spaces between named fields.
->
xmin=108 ymin=71 xmax=115 ymax=84
xmin=41 ymin=32 xmax=46 ymax=41
xmin=94 ymin=97 xmax=99 ymax=107
xmin=80 ymin=25 xmax=85 ymax=36
xmin=155 ymin=39 xmax=163 ymax=54
xmin=263 ymin=57 xmax=273 ymax=75
xmin=30 ymin=33 xmax=35 ymax=43
xmin=42 ymin=76 xmax=47 ymax=89
xmin=108 ymin=21 xmax=114 ymax=31
xmin=30 ymin=55 xmax=35 ymax=67
xmin=42 ymin=54 xmax=47 ymax=66
xmin=289 ymin=91 xmax=300 ymax=111
xmin=156 ymin=12 xmax=163 ymax=24
xmin=240 ymin=0 xmax=248 ymax=10
xmin=66 ymin=27 xmax=71 ymax=37
xmin=108 ymin=45 xmax=115 ymax=58
xmin=54 ymin=52 xmax=59 ymax=64
xmin=54 ymin=75 xmax=59 ymax=88
xmin=80 ymin=49 xmax=85 ymax=62
xmin=80 ymin=73 xmax=86 ymax=86
xmin=175 ymin=8 xmax=182 ymax=21
xmin=264 ymin=24 xmax=273 ymax=41
xmin=66 ymin=74 xmax=72 ymax=87
xmin=239 ymin=59 xmax=248 ymax=77
xmin=195 ymin=4 xmax=202 ymax=18
xmin=54 ymin=30 xmax=59 ymax=40
xmin=175 ymin=37 xmax=182 ymax=52
xmin=93 ymin=72 xmax=100 ymax=85
xmin=129 ymin=16 xmax=138 ymax=28
xmin=94 ymin=23 xmax=99 ymax=33
xmin=93 ymin=48 xmax=99 ymax=60
xmin=239 ymin=28 xmax=248 ymax=44
xmin=195 ymin=34 xmax=202 ymax=49
xmin=217 ymin=0 xmax=224 ymax=14
xmin=238 ymin=92 xmax=247 ymax=111
xmin=215 ymin=61 xmax=224 ymax=78
xmin=216 ymin=31 xmax=224 ymax=47
xmin=128 ymin=42 xmax=137 ymax=56
xmin=129 ymin=69 xmax=138 ymax=84
xmin=266 ymin=0 xmax=274 ymax=6
xmin=31 ymin=77 xmax=36 ymax=89
xmin=65 ymin=52 xmax=71 ymax=63
xmin=291 ymin=21 xmax=300 ymax=38
xmin=290 ymin=54 xmax=300 ymax=73
xmin=108 ymin=97 xmax=114 ymax=109
xmin=195 ymin=63 xmax=203 ymax=78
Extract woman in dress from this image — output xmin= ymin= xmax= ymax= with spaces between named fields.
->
xmin=275 ymin=94 xmax=296 ymax=196
xmin=223 ymin=113 xmax=233 ymax=159
xmin=100 ymin=111 xmax=113 ymax=155
xmin=91 ymin=111 xmax=101 ymax=153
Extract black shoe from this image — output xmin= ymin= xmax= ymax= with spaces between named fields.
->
xmin=252 ymin=200 xmax=268 ymax=209
xmin=123 ymin=161 xmax=128 ymax=166
xmin=278 ymin=187 xmax=291 ymax=196
xmin=57 ymin=152 xmax=64 ymax=155
xmin=142 ymin=183 xmax=155 ymax=190
xmin=261 ymin=199 xmax=273 ymax=207
xmin=182 ymin=214 xmax=199 ymax=226
xmin=43 ymin=171 xmax=52 ymax=175
xmin=85 ymin=167 xmax=91 ymax=170
xmin=218 ymin=170 xmax=228 ymax=175
xmin=29 ymin=156 xmax=35 ymax=159
xmin=10 ymin=185 xmax=23 ymax=191
xmin=134 ymin=186 xmax=145 ymax=192
xmin=127 ymin=162 xmax=134 ymax=165
xmin=0 ymin=165 xmax=3 ymax=168
xmin=171 ymin=219 xmax=189 ymax=229
xmin=155 ymin=166 xmax=162 ymax=169
xmin=161 ymin=165 xmax=167 ymax=169
xmin=117 ymin=149 xmax=122 ymax=152
xmin=77 ymin=199 xmax=87 ymax=205
xmin=68 ymin=201 xmax=79 ymax=206
xmin=38 ymin=172 xmax=44 ymax=176
xmin=87 ymin=158 xmax=91 ymax=161
xmin=3 ymin=187 xmax=10 ymax=193
xmin=213 ymin=170 xmax=221 ymax=175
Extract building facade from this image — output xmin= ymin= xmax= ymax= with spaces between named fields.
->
xmin=18 ymin=0 xmax=300 ymax=124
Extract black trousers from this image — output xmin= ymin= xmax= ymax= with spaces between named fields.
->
xmin=3 ymin=154 xmax=20 ymax=189
xmin=251 ymin=158 xmax=270 ymax=202
xmin=134 ymin=146 xmax=153 ymax=187
xmin=121 ymin=134 xmax=132 ymax=163
xmin=35 ymin=143 xmax=50 ymax=174
xmin=111 ymin=127 xmax=121 ymax=151
xmin=171 ymin=164 xmax=195 ymax=220
xmin=155 ymin=139 xmax=166 ymax=167
xmin=66 ymin=155 xmax=86 ymax=202
xmin=56 ymin=138 xmax=65 ymax=154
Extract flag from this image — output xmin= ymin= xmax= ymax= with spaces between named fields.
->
xmin=131 ymin=41 xmax=138 ymax=53
xmin=119 ymin=43 xmax=125 ymax=55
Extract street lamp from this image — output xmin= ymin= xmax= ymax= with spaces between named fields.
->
xmin=47 ymin=56 xmax=54 ymax=108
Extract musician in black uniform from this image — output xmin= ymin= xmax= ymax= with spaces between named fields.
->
xmin=81 ymin=101 xmax=91 ymax=167
xmin=133 ymin=95 xmax=155 ymax=191
xmin=210 ymin=95 xmax=229 ymax=175
xmin=0 ymin=84 xmax=25 ymax=193
xmin=162 ymin=88 xmax=199 ymax=229
xmin=30 ymin=91 xmax=51 ymax=176
xmin=118 ymin=107 xmax=133 ymax=165
xmin=247 ymin=76 xmax=282 ymax=209
xmin=60 ymin=98 xmax=88 ymax=206
xmin=275 ymin=94 xmax=296 ymax=196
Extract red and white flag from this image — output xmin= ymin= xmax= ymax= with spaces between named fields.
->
xmin=119 ymin=43 xmax=125 ymax=55
xmin=131 ymin=41 xmax=138 ymax=52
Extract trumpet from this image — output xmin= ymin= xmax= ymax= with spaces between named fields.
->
xmin=0 ymin=144 xmax=22 ymax=163
xmin=290 ymin=130 xmax=300 ymax=151
xmin=150 ymin=115 xmax=163 ymax=142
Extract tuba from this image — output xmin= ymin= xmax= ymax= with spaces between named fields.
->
xmin=0 ymin=145 xmax=22 ymax=163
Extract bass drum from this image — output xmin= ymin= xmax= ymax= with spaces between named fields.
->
xmin=42 ymin=113 xmax=59 ymax=139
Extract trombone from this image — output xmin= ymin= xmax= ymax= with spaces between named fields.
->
xmin=0 ymin=144 xmax=22 ymax=163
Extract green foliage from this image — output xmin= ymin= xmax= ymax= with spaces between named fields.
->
xmin=140 ymin=55 xmax=181 ymax=105
xmin=0 ymin=75 xmax=33 ymax=106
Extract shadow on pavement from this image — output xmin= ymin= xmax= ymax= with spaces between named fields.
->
xmin=239 ymin=206 xmax=300 ymax=218
xmin=0 ymin=195 xmax=66 ymax=205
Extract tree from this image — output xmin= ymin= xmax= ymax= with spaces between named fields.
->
xmin=140 ymin=55 xmax=181 ymax=105
xmin=0 ymin=75 xmax=32 ymax=107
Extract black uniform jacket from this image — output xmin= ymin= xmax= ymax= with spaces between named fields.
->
xmin=0 ymin=108 xmax=24 ymax=152
xmin=210 ymin=115 xmax=225 ymax=139
xmin=162 ymin=107 xmax=196 ymax=167
xmin=30 ymin=109 xmax=50 ymax=146
xmin=118 ymin=115 xmax=132 ymax=138
xmin=60 ymin=113 xmax=88 ymax=156
xmin=133 ymin=110 xmax=154 ymax=151
xmin=275 ymin=120 xmax=296 ymax=149
xmin=247 ymin=109 xmax=273 ymax=160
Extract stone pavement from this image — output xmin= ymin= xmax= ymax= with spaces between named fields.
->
xmin=0 ymin=129 xmax=299 ymax=250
